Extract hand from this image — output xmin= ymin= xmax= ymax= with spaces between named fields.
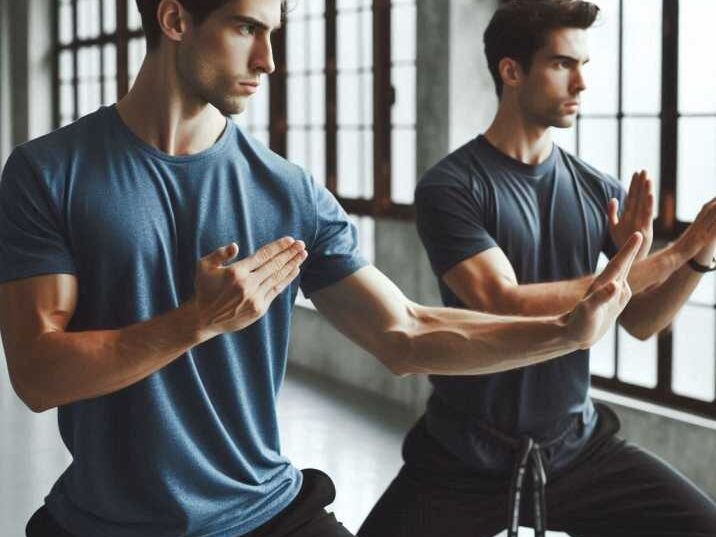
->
xmin=675 ymin=197 xmax=716 ymax=261
xmin=608 ymin=170 xmax=654 ymax=261
xmin=564 ymin=232 xmax=642 ymax=349
xmin=193 ymin=237 xmax=307 ymax=338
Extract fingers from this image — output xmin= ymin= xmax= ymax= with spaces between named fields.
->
xmin=242 ymin=236 xmax=297 ymax=272
xmin=200 ymin=242 xmax=239 ymax=268
xmin=262 ymin=250 xmax=307 ymax=302
xmin=253 ymin=240 xmax=306 ymax=283
xmin=598 ymin=232 xmax=643 ymax=284
xmin=624 ymin=171 xmax=639 ymax=216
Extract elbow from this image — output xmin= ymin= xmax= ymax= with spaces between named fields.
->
xmin=8 ymin=372 xmax=53 ymax=414
xmin=619 ymin=319 xmax=654 ymax=342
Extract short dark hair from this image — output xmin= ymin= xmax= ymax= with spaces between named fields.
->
xmin=136 ymin=0 xmax=289 ymax=50
xmin=483 ymin=0 xmax=600 ymax=97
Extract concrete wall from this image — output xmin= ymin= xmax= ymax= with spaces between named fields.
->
xmin=288 ymin=0 xmax=716 ymax=501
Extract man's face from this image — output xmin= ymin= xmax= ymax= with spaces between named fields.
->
xmin=176 ymin=0 xmax=281 ymax=115
xmin=516 ymin=27 xmax=589 ymax=129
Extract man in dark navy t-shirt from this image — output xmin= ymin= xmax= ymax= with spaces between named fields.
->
xmin=360 ymin=2 xmax=716 ymax=537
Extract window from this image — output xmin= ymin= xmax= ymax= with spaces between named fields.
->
xmin=553 ymin=0 xmax=716 ymax=419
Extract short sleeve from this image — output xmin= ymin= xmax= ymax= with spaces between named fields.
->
xmin=299 ymin=181 xmax=368 ymax=298
xmin=415 ymin=180 xmax=497 ymax=277
xmin=602 ymin=177 xmax=628 ymax=259
xmin=0 ymin=149 xmax=76 ymax=284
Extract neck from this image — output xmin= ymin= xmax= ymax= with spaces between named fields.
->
xmin=115 ymin=50 xmax=227 ymax=156
xmin=484 ymin=98 xmax=554 ymax=166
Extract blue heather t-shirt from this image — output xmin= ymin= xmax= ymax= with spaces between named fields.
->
xmin=415 ymin=135 xmax=625 ymax=473
xmin=0 ymin=105 xmax=367 ymax=537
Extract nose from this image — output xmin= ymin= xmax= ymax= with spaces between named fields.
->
xmin=572 ymin=66 xmax=587 ymax=94
xmin=251 ymin=32 xmax=276 ymax=75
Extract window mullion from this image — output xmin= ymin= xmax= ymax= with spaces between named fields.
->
xmin=372 ymin=0 xmax=391 ymax=213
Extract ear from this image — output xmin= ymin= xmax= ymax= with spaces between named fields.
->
xmin=498 ymin=57 xmax=524 ymax=92
xmin=156 ymin=0 xmax=190 ymax=44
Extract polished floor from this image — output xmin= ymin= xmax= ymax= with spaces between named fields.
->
xmin=0 ymin=356 xmax=564 ymax=536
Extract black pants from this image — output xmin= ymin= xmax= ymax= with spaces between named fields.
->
xmin=358 ymin=408 xmax=716 ymax=537
xmin=27 ymin=469 xmax=353 ymax=537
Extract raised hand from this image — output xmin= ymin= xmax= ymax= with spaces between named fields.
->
xmin=565 ymin=232 xmax=642 ymax=349
xmin=608 ymin=170 xmax=654 ymax=261
xmin=675 ymin=197 xmax=716 ymax=263
xmin=193 ymin=237 xmax=307 ymax=338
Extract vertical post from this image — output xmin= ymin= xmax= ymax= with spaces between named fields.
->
xmin=325 ymin=0 xmax=337 ymax=193
xmin=116 ymin=0 xmax=128 ymax=98
xmin=270 ymin=24 xmax=287 ymax=157
xmin=373 ymin=0 xmax=391 ymax=211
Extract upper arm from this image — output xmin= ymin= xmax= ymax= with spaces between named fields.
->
xmin=0 ymin=274 xmax=77 ymax=388
xmin=309 ymin=265 xmax=415 ymax=374
xmin=442 ymin=246 xmax=518 ymax=312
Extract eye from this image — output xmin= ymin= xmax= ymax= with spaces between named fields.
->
xmin=237 ymin=23 xmax=257 ymax=36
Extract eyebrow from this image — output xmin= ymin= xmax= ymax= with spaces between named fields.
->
xmin=548 ymin=54 xmax=590 ymax=64
xmin=231 ymin=15 xmax=282 ymax=32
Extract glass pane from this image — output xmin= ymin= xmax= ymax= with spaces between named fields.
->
xmin=621 ymin=118 xmax=660 ymax=217
xmin=103 ymin=43 xmax=117 ymax=105
xmin=251 ymin=78 xmax=270 ymax=129
xmin=591 ymin=323 xmax=617 ymax=378
xmin=351 ymin=215 xmax=375 ymax=264
xmin=391 ymin=129 xmax=416 ymax=204
xmin=287 ymin=18 xmax=306 ymax=73
xmin=103 ymin=0 xmax=116 ymax=34
xmin=77 ymin=46 xmax=100 ymax=80
xmin=679 ymin=0 xmax=716 ymax=114
xmin=392 ymin=3 xmax=416 ymax=63
xmin=391 ymin=65 xmax=416 ymax=126
xmin=128 ymin=0 xmax=143 ymax=31
xmin=288 ymin=129 xmax=308 ymax=171
xmin=622 ymin=0 xmax=661 ymax=114
xmin=128 ymin=38 xmax=146 ymax=87
xmin=581 ymin=0 xmax=619 ymax=115
xmin=310 ymin=129 xmax=326 ymax=185
xmin=551 ymin=125 xmax=577 ymax=154
xmin=59 ymin=50 xmax=74 ymax=83
xmin=578 ymin=118 xmax=618 ymax=177
xmin=309 ymin=73 xmax=325 ymax=126
xmin=60 ymin=82 xmax=74 ymax=120
xmin=59 ymin=0 xmax=73 ymax=45
xmin=288 ymin=75 xmax=307 ymax=126
xmin=77 ymin=0 xmax=101 ymax=39
xmin=338 ymin=129 xmax=373 ymax=198
xmin=677 ymin=118 xmax=716 ymax=221
xmin=672 ymin=305 xmax=716 ymax=402
xmin=337 ymin=11 xmax=360 ymax=70
xmin=360 ymin=8 xmax=372 ymax=69
xmin=338 ymin=72 xmax=360 ymax=126
xmin=308 ymin=17 xmax=325 ymax=71
xmin=690 ymin=272 xmax=715 ymax=307
xmin=617 ymin=327 xmax=657 ymax=388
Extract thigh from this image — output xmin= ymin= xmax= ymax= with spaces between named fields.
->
xmin=548 ymin=437 xmax=716 ymax=537
xmin=26 ymin=506 xmax=76 ymax=537
xmin=357 ymin=465 xmax=507 ymax=537
xmin=250 ymin=468 xmax=354 ymax=537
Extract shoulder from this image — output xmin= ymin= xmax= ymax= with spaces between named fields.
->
xmin=15 ymin=108 xmax=110 ymax=171
xmin=417 ymin=138 xmax=489 ymax=196
xmin=556 ymin=146 xmax=624 ymax=201
xmin=230 ymin=124 xmax=315 ymax=196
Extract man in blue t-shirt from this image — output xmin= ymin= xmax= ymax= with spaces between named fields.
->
xmin=0 ymin=1 xmax=644 ymax=537
xmin=359 ymin=2 xmax=716 ymax=537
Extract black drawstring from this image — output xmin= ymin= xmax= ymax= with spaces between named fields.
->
xmin=507 ymin=436 xmax=548 ymax=537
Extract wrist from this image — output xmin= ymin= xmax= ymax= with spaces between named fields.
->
xmin=693 ymin=244 xmax=716 ymax=266
xmin=179 ymin=298 xmax=214 ymax=345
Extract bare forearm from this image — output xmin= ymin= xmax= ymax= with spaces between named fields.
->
xmin=627 ymin=242 xmax=687 ymax=295
xmin=620 ymin=263 xmax=702 ymax=340
xmin=386 ymin=303 xmax=578 ymax=376
xmin=17 ymin=301 xmax=205 ymax=412
xmin=493 ymin=276 xmax=592 ymax=316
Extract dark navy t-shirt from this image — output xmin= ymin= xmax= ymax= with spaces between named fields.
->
xmin=415 ymin=135 xmax=625 ymax=473
xmin=0 ymin=106 xmax=367 ymax=537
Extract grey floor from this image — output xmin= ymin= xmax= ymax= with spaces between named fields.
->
xmin=0 ymin=357 xmax=564 ymax=537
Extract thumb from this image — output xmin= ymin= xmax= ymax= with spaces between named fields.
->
xmin=607 ymin=198 xmax=619 ymax=229
xmin=585 ymin=280 xmax=618 ymax=311
xmin=201 ymin=242 xmax=239 ymax=268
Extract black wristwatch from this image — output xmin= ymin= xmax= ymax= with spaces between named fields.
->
xmin=688 ymin=257 xmax=716 ymax=273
